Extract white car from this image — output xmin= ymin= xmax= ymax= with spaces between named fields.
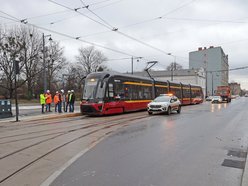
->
xmin=211 ymin=96 xmax=222 ymax=103
xmin=206 ymin=96 xmax=213 ymax=101
xmin=147 ymin=94 xmax=181 ymax=115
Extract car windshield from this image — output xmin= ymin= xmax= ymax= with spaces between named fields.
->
xmin=213 ymin=96 xmax=220 ymax=99
xmin=153 ymin=96 xmax=171 ymax=102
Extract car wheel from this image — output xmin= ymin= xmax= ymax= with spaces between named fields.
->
xmin=148 ymin=111 xmax=152 ymax=115
xmin=177 ymin=105 xmax=181 ymax=114
xmin=166 ymin=107 xmax=171 ymax=115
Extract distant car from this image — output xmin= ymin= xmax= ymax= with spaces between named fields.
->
xmin=206 ymin=96 xmax=213 ymax=101
xmin=211 ymin=96 xmax=222 ymax=103
xmin=245 ymin=94 xmax=248 ymax=97
xmin=147 ymin=94 xmax=181 ymax=115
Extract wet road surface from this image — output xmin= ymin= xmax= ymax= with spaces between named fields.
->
xmin=51 ymin=98 xmax=248 ymax=186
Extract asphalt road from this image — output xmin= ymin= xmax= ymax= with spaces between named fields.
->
xmin=51 ymin=98 xmax=248 ymax=186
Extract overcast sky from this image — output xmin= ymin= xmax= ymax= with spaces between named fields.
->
xmin=1 ymin=0 xmax=248 ymax=89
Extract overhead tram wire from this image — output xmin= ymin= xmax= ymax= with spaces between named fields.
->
xmin=79 ymin=0 xmax=115 ymax=29
xmin=12 ymin=0 xmax=123 ymax=27
xmin=79 ymin=0 xmax=172 ymax=56
xmin=45 ymin=0 xmax=125 ymax=26
xmin=48 ymin=0 xmax=113 ymax=30
xmin=90 ymin=0 xmax=118 ymax=6
xmin=50 ymin=0 xmax=172 ymax=57
xmin=44 ymin=0 xmax=198 ymax=39
xmin=46 ymin=0 xmax=200 ymax=41
xmin=0 ymin=10 xmax=20 ymax=21
xmin=120 ymin=0 xmax=199 ymax=28
xmin=0 ymin=15 xmax=18 ymax=22
xmin=0 ymin=10 xmax=139 ymax=58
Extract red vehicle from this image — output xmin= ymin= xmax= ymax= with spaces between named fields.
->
xmin=216 ymin=86 xmax=231 ymax=103
xmin=80 ymin=72 xmax=203 ymax=115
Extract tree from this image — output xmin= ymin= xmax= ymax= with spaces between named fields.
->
xmin=0 ymin=26 xmax=24 ymax=98
xmin=166 ymin=62 xmax=183 ymax=71
xmin=0 ymin=25 xmax=67 ymax=99
xmin=46 ymin=41 xmax=67 ymax=92
xmin=75 ymin=46 xmax=107 ymax=75
xmin=17 ymin=26 xmax=43 ymax=99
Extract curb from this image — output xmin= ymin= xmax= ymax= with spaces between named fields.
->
xmin=0 ymin=112 xmax=82 ymax=123
xmin=241 ymin=148 xmax=248 ymax=186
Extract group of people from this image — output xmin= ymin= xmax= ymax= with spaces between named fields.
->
xmin=39 ymin=89 xmax=75 ymax=114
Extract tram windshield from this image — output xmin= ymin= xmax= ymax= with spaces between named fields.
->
xmin=83 ymin=78 xmax=105 ymax=101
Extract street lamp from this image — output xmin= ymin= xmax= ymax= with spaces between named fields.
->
xmin=168 ymin=53 xmax=176 ymax=81
xmin=131 ymin=56 xmax=143 ymax=74
xmin=14 ymin=57 xmax=20 ymax=122
xmin=42 ymin=33 xmax=52 ymax=91
xmin=211 ymin=72 xmax=219 ymax=96
xmin=62 ymin=74 xmax=70 ymax=91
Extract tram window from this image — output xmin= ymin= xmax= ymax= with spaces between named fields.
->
xmin=138 ymin=90 xmax=143 ymax=99
xmin=170 ymin=88 xmax=181 ymax=99
xmin=115 ymin=82 xmax=125 ymax=99
xmin=108 ymin=83 xmax=114 ymax=98
xmin=96 ymin=82 xmax=105 ymax=99
xmin=144 ymin=87 xmax=152 ymax=99
xmin=192 ymin=89 xmax=200 ymax=98
xmin=183 ymin=88 xmax=190 ymax=98
xmin=175 ymin=89 xmax=182 ymax=99
xmin=156 ymin=87 xmax=167 ymax=97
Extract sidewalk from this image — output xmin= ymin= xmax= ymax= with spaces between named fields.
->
xmin=0 ymin=109 xmax=81 ymax=123
xmin=0 ymin=101 xmax=81 ymax=123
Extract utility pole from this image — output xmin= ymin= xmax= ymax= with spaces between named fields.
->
xmin=42 ymin=33 xmax=52 ymax=91
xmin=131 ymin=56 xmax=142 ymax=74
xmin=131 ymin=56 xmax=133 ymax=74
xmin=211 ymin=72 xmax=214 ymax=96
xmin=42 ymin=33 xmax=47 ymax=92
xmin=168 ymin=53 xmax=176 ymax=81
xmin=14 ymin=57 xmax=20 ymax=122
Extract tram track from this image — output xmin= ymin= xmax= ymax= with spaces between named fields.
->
xmin=0 ymin=113 xmax=148 ymax=157
xmin=0 ymin=111 xmax=147 ymax=140
xmin=0 ymin=113 xmax=148 ymax=184
xmin=0 ymin=116 xmax=85 ymax=132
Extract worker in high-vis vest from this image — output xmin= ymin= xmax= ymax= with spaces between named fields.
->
xmin=54 ymin=91 xmax=62 ymax=113
xmin=69 ymin=90 xmax=75 ymax=112
xmin=45 ymin=90 xmax=52 ymax=112
xmin=40 ymin=92 xmax=46 ymax=113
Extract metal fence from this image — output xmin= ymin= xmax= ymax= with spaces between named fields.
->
xmin=0 ymin=99 xmax=12 ymax=119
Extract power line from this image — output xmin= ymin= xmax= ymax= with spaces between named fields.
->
xmin=79 ymin=0 xmax=114 ymax=29
xmin=49 ymin=0 xmax=172 ymax=56
xmin=0 ymin=10 xmax=140 ymax=58
xmin=90 ymin=0 xmax=116 ymax=6
xmin=0 ymin=10 xmax=19 ymax=21
xmin=48 ymin=0 xmax=113 ymax=30
xmin=161 ymin=0 xmax=198 ymax=17
xmin=210 ymin=66 xmax=248 ymax=73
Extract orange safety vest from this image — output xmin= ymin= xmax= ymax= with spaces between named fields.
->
xmin=54 ymin=94 xmax=59 ymax=104
xmin=46 ymin=93 xmax=52 ymax=104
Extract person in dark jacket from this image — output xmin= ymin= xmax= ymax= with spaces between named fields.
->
xmin=69 ymin=90 xmax=75 ymax=112
xmin=65 ymin=90 xmax=71 ymax=112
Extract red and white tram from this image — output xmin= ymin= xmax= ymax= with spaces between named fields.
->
xmin=80 ymin=72 xmax=203 ymax=115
